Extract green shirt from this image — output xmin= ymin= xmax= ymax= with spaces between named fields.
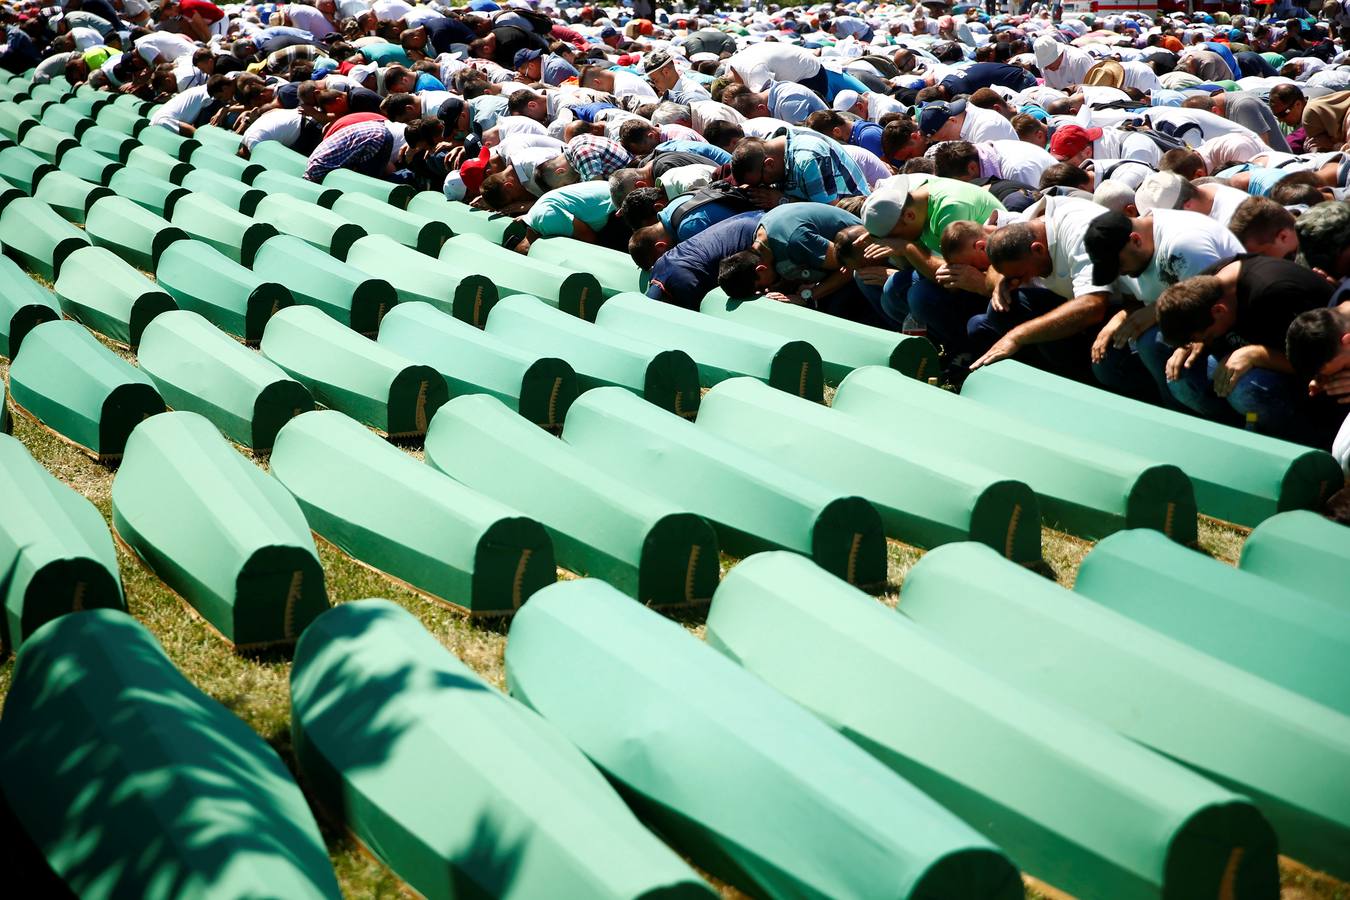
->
xmin=918 ymin=176 xmax=1005 ymax=255
xmin=524 ymin=181 xmax=614 ymax=237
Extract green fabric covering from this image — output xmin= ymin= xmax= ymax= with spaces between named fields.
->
xmin=191 ymin=123 xmax=244 ymax=153
xmin=252 ymin=192 xmax=367 ymax=259
xmin=28 ymin=82 xmax=71 ymax=104
xmin=320 ymin=167 xmax=413 ymax=207
xmin=330 ymin=191 xmax=449 ymax=255
xmin=0 ymin=104 xmax=36 ymax=141
xmin=85 ymin=193 xmax=188 ymax=270
xmin=59 ymin=93 xmax=111 ymax=119
xmin=506 ymin=578 xmax=1022 ymax=899
xmin=107 ymin=166 xmax=188 ymax=216
xmin=138 ymin=123 xmax=200 ymax=160
xmin=962 ymin=361 xmax=1342 ymax=527
xmin=252 ymin=234 xmax=397 ymax=334
xmin=0 ymin=252 xmax=59 ymax=358
xmin=76 ymin=123 xmax=139 ymax=161
xmin=13 ymin=99 xmax=51 ymax=121
xmin=345 ymin=234 xmax=496 ymax=327
xmin=427 ymin=395 xmax=718 ymax=607
xmin=0 ymin=195 xmax=89 ymax=279
xmin=18 ymin=123 xmax=76 ymax=163
xmin=1239 ymin=510 xmax=1350 ymax=606
xmin=248 ymin=139 xmax=309 ymax=177
xmin=180 ymin=167 xmax=265 ymax=215
xmin=93 ymin=101 xmax=145 ymax=136
xmin=706 ymin=551 xmax=1281 ymax=900
xmin=901 ymin=541 xmax=1350 ymax=881
xmin=55 ymin=245 xmax=176 ymax=346
xmin=33 ymin=169 xmax=111 ymax=224
xmin=170 ymin=192 xmax=278 ymax=266
xmin=0 ymin=434 xmax=124 ymax=648
xmin=112 ymin=411 xmax=329 ymax=647
xmin=58 ymin=145 xmax=123 ymax=184
xmin=124 ymin=143 xmax=191 ymax=183
xmin=485 ymin=295 xmax=700 ymax=418
xmin=1076 ymin=529 xmax=1350 ymax=717
xmin=187 ymin=144 xmax=263 ymax=184
xmin=597 ymin=292 xmax=824 ymax=399
xmin=442 ymin=233 xmax=603 ymax=321
xmin=38 ymin=103 xmax=92 ymax=139
xmin=529 ymin=236 xmax=646 ymax=297
xmin=8 ymin=320 xmax=164 ymax=459
xmin=138 ymin=311 xmax=313 ymax=450
xmin=155 ymin=239 xmax=293 ymax=342
xmin=291 ymin=600 xmax=712 ymax=898
xmin=272 ymin=411 xmax=554 ymax=615
xmin=111 ymin=93 xmax=152 ymax=115
xmin=379 ymin=302 xmax=574 ymax=429
xmin=250 ymin=169 xmax=341 ymax=208
xmin=0 ymin=145 xmax=53 ymax=193
xmin=406 ymin=192 xmax=516 ymax=243
xmin=832 ymin=366 xmax=1197 ymax=541
xmin=701 ymin=292 xmax=936 ymax=384
xmin=698 ymin=377 xmax=1041 ymax=563
xmin=261 ymin=305 xmax=447 ymax=438
xmin=0 ymin=609 xmax=341 ymax=899
xmin=563 ymin=386 xmax=886 ymax=585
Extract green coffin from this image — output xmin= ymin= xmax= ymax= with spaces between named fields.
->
xmin=701 ymin=289 xmax=939 ymax=385
xmin=0 ymin=609 xmax=341 ymax=899
xmin=59 ymin=92 xmax=111 ymax=119
xmin=832 ymin=366 xmax=1197 ymax=541
xmin=18 ymin=123 xmax=76 ymax=163
xmin=0 ymin=105 xmax=36 ymax=141
xmin=169 ymin=192 xmax=277 ymax=266
xmin=706 ymin=551 xmax=1280 ymax=900
xmin=15 ymin=98 xmax=52 ymax=121
xmin=345 ymin=234 xmax=496 ymax=327
xmin=112 ymin=411 xmax=329 ymax=647
xmin=76 ymin=123 xmax=139 ymax=161
xmin=55 ymin=245 xmax=176 ymax=346
xmin=124 ymin=144 xmax=191 ymax=184
xmin=1075 ymin=528 xmax=1350 ymax=717
xmin=563 ymin=386 xmax=886 ymax=586
xmin=0 ymin=434 xmax=124 ymax=648
xmin=697 ymin=377 xmax=1042 ymax=563
xmin=252 ymin=192 xmax=366 ymax=259
xmin=247 ymin=139 xmax=309 ymax=176
xmin=0 ymin=195 xmax=89 ymax=279
xmin=1239 ymin=510 xmax=1350 ymax=605
xmin=320 ymin=167 xmax=413 ymax=207
xmin=331 ymin=191 xmax=449 ymax=255
xmin=441 ymin=233 xmax=603 ymax=321
xmin=38 ymin=103 xmax=92 ymax=139
xmin=406 ymin=192 xmax=515 ymax=242
xmin=251 ymin=234 xmax=397 ymax=335
xmin=427 ymin=394 xmax=718 ymax=607
xmin=58 ymin=145 xmax=123 ymax=184
xmin=8 ymin=320 xmax=165 ymax=460
xmin=261 ymin=305 xmax=447 ymax=438
xmin=597 ymin=291 xmax=824 ymax=399
xmin=187 ymin=144 xmax=262 ymax=184
xmin=85 ymin=193 xmax=188 ymax=270
xmin=485 ymin=295 xmax=700 ymax=417
xmin=272 ymin=411 xmax=554 ymax=615
xmin=379 ymin=302 xmax=575 ymax=430
xmin=155 ymin=239 xmax=292 ymax=342
xmin=112 ymin=93 xmax=153 ymax=115
xmin=506 ymin=578 xmax=1021 ymax=899
xmin=191 ymin=123 xmax=243 ymax=153
xmin=250 ymin=169 xmax=341 ymax=208
xmin=138 ymin=123 xmax=200 ymax=160
xmin=33 ymin=169 xmax=111 ymax=223
xmin=0 ymin=253 xmax=59 ymax=357
xmin=901 ymin=541 xmax=1350 ymax=880
xmin=291 ymin=600 xmax=711 ymax=898
xmin=962 ymin=361 xmax=1343 ymax=526
xmin=107 ymin=165 xmax=188 ymax=216
xmin=138 ymin=311 xmax=314 ymax=450
xmin=180 ymin=167 xmax=265 ymax=215
xmin=94 ymin=102 xmax=146 ymax=136
xmin=0 ymin=145 xmax=53 ymax=192
xmin=529 ymin=236 xmax=645 ymax=296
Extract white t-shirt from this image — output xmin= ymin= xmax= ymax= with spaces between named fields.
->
xmin=493 ymin=115 xmax=548 ymax=142
xmin=690 ymin=100 xmax=744 ymax=133
xmin=1041 ymin=195 xmax=1116 ymax=300
xmin=1133 ymin=208 xmax=1245 ymax=304
xmin=741 ymin=117 xmax=794 ymax=139
xmin=69 ymin=26 xmax=104 ymax=51
xmin=1042 ymin=44 xmax=1095 ymax=91
xmin=149 ymin=83 xmax=212 ymax=131
xmin=285 ymin=4 xmax=338 ymax=37
xmin=658 ymin=163 xmax=716 ymax=198
xmin=1144 ymin=106 xmax=1255 ymax=143
xmin=1201 ymin=183 xmax=1250 ymax=226
xmin=986 ymin=140 xmax=1055 ymax=186
xmin=862 ymin=92 xmax=908 ymax=121
xmin=1095 ymin=129 xmax=1162 ymax=166
xmin=960 ymin=104 xmax=1017 ymax=143
xmin=611 ymin=69 xmax=658 ymax=100
xmin=727 ymin=43 xmax=822 ymax=91
xmin=243 ymin=108 xmax=304 ymax=151
xmin=507 ymin=145 xmax=562 ymax=196
xmin=135 ymin=31 xmax=197 ymax=64
xmin=372 ymin=0 xmax=413 ymax=21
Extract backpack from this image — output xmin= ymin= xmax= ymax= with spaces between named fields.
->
xmin=1118 ymin=118 xmax=1204 ymax=152
xmin=667 ymin=181 xmax=756 ymax=236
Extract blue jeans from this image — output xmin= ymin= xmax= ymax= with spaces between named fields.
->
xmin=854 ymin=269 xmax=911 ymax=330
xmin=967 ymin=286 xmax=1094 ymax=380
xmin=908 ymin=273 xmax=987 ymax=355
xmin=1164 ymin=352 xmax=1302 ymax=437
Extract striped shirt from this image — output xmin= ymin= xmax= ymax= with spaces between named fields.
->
xmin=782 ymin=128 xmax=870 ymax=203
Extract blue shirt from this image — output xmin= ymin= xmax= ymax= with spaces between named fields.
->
xmin=849 ymin=121 xmax=884 ymax=158
xmin=543 ymin=54 xmax=578 ymax=86
xmin=768 ymin=80 xmax=827 ymax=124
xmin=783 ymin=128 xmax=870 ymax=203
xmin=655 ymin=140 xmax=732 ymax=167
xmin=415 ymin=72 xmax=446 ymax=92
xmin=647 ymin=211 xmax=765 ymax=309
xmin=658 ymin=194 xmax=745 ymax=243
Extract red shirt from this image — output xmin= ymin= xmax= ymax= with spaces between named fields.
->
xmin=323 ymin=111 xmax=386 ymax=139
xmin=179 ymin=0 xmax=224 ymax=22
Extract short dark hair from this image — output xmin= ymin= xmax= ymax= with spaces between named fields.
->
xmin=880 ymin=117 xmax=918 ymax=157
xmin=1011 ymin=113 xmax=1044 ymax=139
xmin=1159 ymin=148 xmax=1204 ymax=178
xmin=1157 ymin=274 xmax=1224 ymax=345
xmin=969 ymin=87 xmax=1003 ymax=109
xmin=617 ymin=119 xmax=657 ymax=153
xmin=404 ymin=116 xmax=444 ymax=149
xmin=717 ymin=249 xmax=763 ymax=299
xmin=479 ymin=171 xmax=515 ymax=210
xmin=703 ymin=119 xmax=743 ymax=150
xmin=1269 ymin=82 xmax=1305 ymax=108
xmin=986 ymin=223 xmax=1036 ymax=268
xmin=940 ymin=220 xmax=984 ymax=259
xmin=627 ymin=225 xmax=667 ymax=269
xmin=205 ymin=73 xmax=233 ymax=98
xmin=805 ymin=109 xmax=849 ymax=136
xmin=619 ymin=186 xmax=665 ymax=228
xmin=730 ymin=138 xmax=769 ymax=184
xmin=1286 ymin=307 xmax=1345 ymax=381
xmin=1229 ymin=196 xmax=1296 ymax=249
xmin=507 ymin=89 xmax=541 ymax=115
xmin=1039 ymin=162 xmax=1091 ymax=190
xmin=933 ymin=140 xmax=979 ymax=179
xmin=380 ymin=92 xmax=418 ymax=119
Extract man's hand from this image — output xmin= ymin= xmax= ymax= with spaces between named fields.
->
xmin=1165 ymin=342 xmax=1205 ymax=382
xmin=747 ymin=186 xmax=783 ymax=209
xmin=1091 ymin=310 xmax=1126 ymax=364
xmin=861 ymin=239 xmax=897 ymax=263
xmin=1111 ymin=304 xmax=1155 ymax=348
xmin=934 ymin=262 xmax=987 ymax=295
xmin=1311 ymin=369 xmax=1350 ymax=403
xmin=971 ymin=334 xmax=1020 ymax=370
xmin=855 ymin=265 xmax=893 ymax=286
xmin=765 ymin=290 xmax=806 ymax=305
xmin=1213 ymin=345 xmax=1260 ymax=397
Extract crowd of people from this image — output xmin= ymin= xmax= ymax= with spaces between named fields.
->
xmin=13 ymin=0 xmax=1350 ymax=474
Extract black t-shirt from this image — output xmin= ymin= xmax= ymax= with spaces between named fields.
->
xmin=1233 ymin=255 xmax=1333 ymax=349
xmin=491 ymin=24 xmax=545 ymax=68
xmin=345 ymin=85 xmax=383 ymax=113
xmin=649 ymin=150 xmax=717 ymax=179
xmin=425 ymin=17 xmax=475 ymax=54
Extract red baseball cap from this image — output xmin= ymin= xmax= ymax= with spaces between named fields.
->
xmin=459 ymin=146 xmax=491 ymax=198
xmin=1049 ymin=124 xmax=1102 ymax=160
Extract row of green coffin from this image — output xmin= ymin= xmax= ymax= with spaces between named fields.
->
xmin=0 ymin=610 xmax=342 ymax=899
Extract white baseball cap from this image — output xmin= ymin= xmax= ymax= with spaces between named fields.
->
xmin=1133 ymin=171 xmax=1186 ymax=214
xmin=832 ymin=89 xmax=861 ymax=112
xmin=862 ymin=178 xmax=911 ymax=237
xmin=1034 ymin=36 xmax=1063 ymax=69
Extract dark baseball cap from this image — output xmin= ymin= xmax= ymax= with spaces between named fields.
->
xmin=514 ymin=48 xmax=542 ymax=69
xmin=437 ymin=96 xmax=466 ymax=129
xmin=917 ymin=98 xmax=966 ymax=137
xmin=1084 ymin=210 xmax=1133 ymax=285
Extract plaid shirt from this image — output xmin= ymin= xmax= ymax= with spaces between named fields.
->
xmin=783 ymin=128 xmax=870 ymax=204
xmin=304 ymin=121 xmax=393 ymax=182
xmin=563 ymin=134 xmax=633 ymax=182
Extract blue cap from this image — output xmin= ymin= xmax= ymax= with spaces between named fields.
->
xmin=514 ymin=47 xmax=543 ymax=68
xmin=917 ymin=98 xmax=967 ymax=136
